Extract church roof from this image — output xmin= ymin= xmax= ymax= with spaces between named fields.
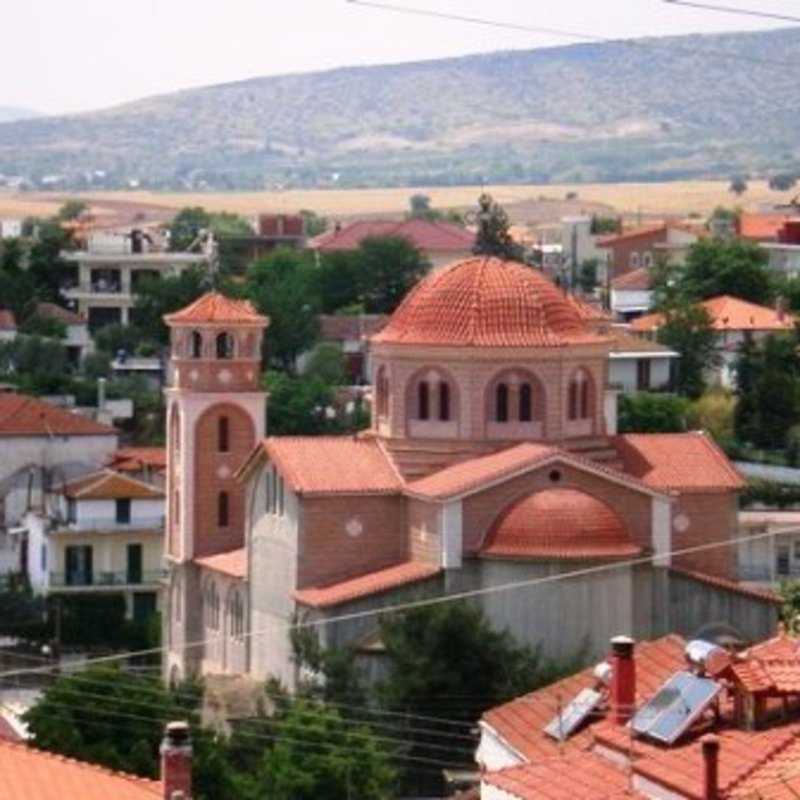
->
xmin=163 ymin=292 xmax=267 ymax=326
xmin=371 ymin=257 xmax=611 ymax=348
xmin=481 ymin=487 xmax=641 ymax=561
xmin=310 ymin=218 xmax=475 ymax=253
xmin=195 ymin=547 xmax=247 ymax=579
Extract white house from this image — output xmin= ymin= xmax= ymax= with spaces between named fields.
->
xmin=607 ymin=329 xmax=677 ymax=393
xmin=609 ymin=267 xmax=653 ymax=320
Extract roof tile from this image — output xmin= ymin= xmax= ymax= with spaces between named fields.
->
xmin=163 ymin=291 xmax=267 ymax=326
xmin=0 ymin=393 xmax=116 ymax=437
xmin=63 ymin=470 xmax=164 ymax=500
xmin=312 ymin=218 xmax=475 ymax=253
xmin=195 ymin=547 xmax=247 ymax=579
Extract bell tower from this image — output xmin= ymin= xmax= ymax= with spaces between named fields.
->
xmin=164 ymin=292 xmax=269 ymax=564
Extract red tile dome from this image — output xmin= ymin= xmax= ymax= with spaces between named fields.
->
xmin=481 ymin=487 xmax=641 ymax=560
xmin=371 ymin=257 xmax=608 ymax=347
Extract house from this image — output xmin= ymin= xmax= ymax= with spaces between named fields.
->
xmin=737 ymin=212 xmax=795 ymax=242
xmin=111 ymin=355 xmax=165 ymax=390
xmin=0 ymin=310 xmax=16 ymax=342
xmin=559 ymin=216 xmax=611 ymax=287
xmin=477 ymin=630 xmax=800 ymax=800
xmin=598 ymin=224 xmax=700 ymax=281
xmin=315 ymin=314 xmax=388 ymax=383
xmin=35 ymin=302 xmax=93 ymax=365
xmin=0 ymin=720 xmax=192 ymax=799
xmin=609 ymin=266 xmax=653 ymax=320
xmin=737 ymin=510 xmax=800 ymax=586
xmin=22 ymin=468 xmax=164 ymax=621
xmin=106 ymin=447 xmax=167 ymax=487
xmin=607 ymin=328 xmax=678 ymax=393
xmin=632 ymin=295 xmax=795 ymax=388
xmin=61 ymin=229 xmax=209 ymax=331
xmin=756 ymin=218 xmax=800 ymax=278
xmin=0 ymin=218 xmax=22 ymax=239
xmin=160 ymin=260 xmax=778 ymax=689
xmin=310 ymin=218 xmax=476 ymax=269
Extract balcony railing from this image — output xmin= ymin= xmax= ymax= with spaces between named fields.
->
xmin=56 ymin=516 xmax=164 ymax=533
xmin=49 ymin=570 xmax=164 ymax=588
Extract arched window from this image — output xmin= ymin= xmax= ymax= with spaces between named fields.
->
xmin=642 ymin=252 xmax=654 ymax=268
xmin=218 ymin=416 xmax=229 ymax=453
xmin=172 ymin=576 xmax=182 ymax=623
xmin=630 ymin=252 xmax=640 ymax=269
xmin=229 ymin=591 xmax=244 ymax=640
xmin=204 ymin=581 xmax=220 ymax=630
xmin=216 ymin=332 xmax=233 ymax=360
xmin=568 ymin=369 xmax=592 ymax=420
xmin=191 ymin=330 xmax=203 ymax=359
xmin=438 ymin=381 xmax=450 ymax=422
xmin=218 ymin=491 xmax=229 ymax=527
xmin=495 ymin=383 xmax=509 ymax=423
xmin=418 ymin=381 xmax=430 ymax=420
xmin=376 ymin=366 xmax=389 ymax=418
xmin=519 ymin=383 xmax=532 ymax=422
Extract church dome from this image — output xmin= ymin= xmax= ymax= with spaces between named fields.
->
xmin=371 ymin=257 xmax=608 ymax=348
xmin=481 ymin=488 xmax=641 ymax=560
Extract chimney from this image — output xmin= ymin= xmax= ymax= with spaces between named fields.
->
xmin=160 ymin=721 xmax=192 ymax=800
xmin=609 ymin=635 xmax=636 ymax=725
xmin=701 ymin=734 xmax=719 ymax=800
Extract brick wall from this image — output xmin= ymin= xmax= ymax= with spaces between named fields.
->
xmin=604 ymin=230 xmax=667 ymax=280
xmin=297 ymin=494 xmax=407 ymax=588
xmin=671 ymin=493 xmax=737 ymax=579
xmin=408 ymin=497 xmax=442 ymax=565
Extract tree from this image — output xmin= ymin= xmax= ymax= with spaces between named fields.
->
xmin=27 ymin=219 xmax=72 ymax=302
xmin=590 ymin=215 xmax=620 ymax=234
xmin=618 ymin=392 xmax=690 ymax=433
xmin=769 ymin=173 xmax=797 ymax=191
xmin=133 ymin=267 xmax=209 ymax=344
xmin=472 ymin=192 xmax=524 ymax=261
xmin=303 ymin=343 xmax=347 ymax=386
xmin=168 ymin=207 xmax=212 ymax=251
xmin=729 ymin=176 xmax=748 ymax=196
xmin=94 ymin=323 xmax=147 ymax=357
xmin=0 ymin=335 xmax=71 ymax=394
xmin=681 ymin=238 xmax=773 ymax=306
xmin=688 ymin=389 xmax=735 ymax=446
xmin=656 ymin=303 xmax=718 ymax=398
xmin=56 ymin=200 xmax=88 ymax=222
xmin=578 ymin=258 xmax=599 ymax=293
xmin=318 ymin=250 xmax=364 ymax=313
xmin=299 ymin=209 xmax=328 ymax=237
xmin=18 ymin=312 xmax=66 ymax=339
xmin=408 ymin=193 xmax=433 ymax=218
xmin=246 ymin=249 xmax=320 ymax=370
xmin=357 ymin=235 xmax=429 ymax=314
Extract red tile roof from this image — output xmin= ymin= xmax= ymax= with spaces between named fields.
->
xmin=311 ymin=218 xmax=475 ymax=253
xmin=631 ymin=295 xmax=795 ymax=333
xmin=371 ymin=257 xmax=611 ymax=348
xmin=481 ymin=487 xmax=642 ymax=561
xmin=613 ymin=432 xmax=745 ymax=493
xmin=260 ymin=437 xmax=403 ymax=496
xmin=318 ymin=314 xmax=388 ymax=341
xmin=35 ymin=302 xmax=85 ymax=325
xmin=107 ymin=447 xmax=167 ymax=473
xmin=0 ymin=715 xmax=21 ymax=743
xmin=608 ymin=328 xmax=677 ymax=355
xmin=482 ymin=634 xmax=689 ymax=763
xmin=598 ymin=224 xmax=667 ymax=246
xmin=610 ymin=266 xmax=652 ymax=291
xmin=670 ymin=567 xmax=781 ymax=605
xmin=730 ymin=735 xmax=800 ymax=798
xmin=294 ymin=561 xmax=440 ymax=608
xmin=195 ymin=547 xmax=247 ymax=578
xmin=0 ymin=309 xmax=16 ymax=330
xmin=63 ymin=470 xmax=163 ymax=500
xmin=0 ymin=393 xmax=116 ymax=437
xmin=738 ymin=213 xmax=792 ymax=242
xmin=163 ymin=291 xmax=268 ymax=326
xmin=566 ymin=293 xmax=612 ymax=323
xmin=0 ymin=739 xmax=161 ymax=799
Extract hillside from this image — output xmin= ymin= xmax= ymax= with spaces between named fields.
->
xmin=0 ymin=106 xmax=41 ymax=124
xmin=1 ymin=27 xmax=800 ymax=189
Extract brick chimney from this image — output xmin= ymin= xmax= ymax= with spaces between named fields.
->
xmin=160 ymin=721 xmax=192 ymax=800
xmin=610 ymin=635 xmax=636 ymax=725
xmin=701 ymin=734 xmax=719 ymax=800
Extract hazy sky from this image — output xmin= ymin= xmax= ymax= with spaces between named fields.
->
xmin=1 ymin=0 xmax=792 ymax=115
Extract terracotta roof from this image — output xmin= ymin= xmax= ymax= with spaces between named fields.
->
xmin=163 ymin=291 xmax=268 ymax=326
xmin=0 ymin=739 xmax=161 ymax=799
xmin=35 ymin=302 xmax=85 ymax=325
xmin=482 ymin=634 xmax=688 ymax=763
xmin=260 ymin=437 xmax=403 ymax=495
xmin=631 ymin=295 xmax=795 ymax=333
xmin=598 ymin=224 xmax=667 ymax=246
xmin=608 ymin=329 xmax=677 ymax=356
xmin=0 ymin=715 xmax=21 ymax=743
xmin=311 ymin=218 xmax=475 ymax=253
xmin=730 ymin=735 xmax=800 ymax=798
xmin=481 ymin=487 xmax=642 ymax=561
xmin=371 ymin=257 xmax=611 ymax=348
xmin=566 ymin=293 xmax=612 ymax=323
xmin=0 ymin=393 xmax=116 ymax=437
xmin=294 ymin=561 xmax=441 ymax=608
xmin=670 ymin=567 xmax=782 ymax=605
xmin=195 ymin=547 xmax=247 ymax=578
xmin=318 ymin=314 xmax=388 ymax=341
xmin=610 ymin=266 xmax=652 ymax=291
xmin=107 ymin=447 xmax=166 ymax=473
xmin=613 ymin=432 xmax=745 ymax=493
xmin=738 ymin=212 xmax=792 ymax=242
xmin=63 ymin=470 xmax=164 ymax=500
xmin=0 ymin=309 xmax=16 ymax=331
xmin=482 ymin=756 xmax=644 ymax=800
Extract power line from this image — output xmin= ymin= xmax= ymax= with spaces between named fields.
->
xmin=663 ymin=0 xmax=800 ymax=24
xmin=346 ymin=0 xmax=799 ymax=68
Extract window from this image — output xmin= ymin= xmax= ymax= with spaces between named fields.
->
xmin=266 ymin=467 xmax=285 ymax=516
xmin=376 ymin=367 xmax=389 ymax=418
xmin=496 ymin=383 xmax=509 ymax=422
xmin=519 ymin=383 xmax=533 ymax=422
xmin=230 ymin=591 xmax=244 ymax=640
xmin=116 ymin=498 xmax=131 ymax=524
xmin=218 ymin=416 xmax=230 ymax=453
xmin=629 ymin=252 xmax=640 ymax=269
xmin=191 ymin=331 xmax=203 ymax=359
xmin=568 ymin=369 xmax=591 ymax=420
xmin=66 ymin=545 xmax=92 ymax=587
xmin=204 ymin=581 xmax=220 ymax=630
xmin=642 ymin=252 xmax=654 ymax=268
xmin=218 ymin=491 xmax=229 ymax=527
xmin=216 ymin=332 xmax=233 ymax=359
xmin=438 ymin=381 xmax=450 ymax=422
xmin=66 ymin=497 xmax=77 ymax=524
xmin=418 ymin=381 xmax=430 ymax=420
xmin=636 ymin=359 xmax=651 ymax=391
xmin=40 ymin=544 xmax=47 ymax=573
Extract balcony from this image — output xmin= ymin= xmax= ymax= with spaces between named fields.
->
xmin=49 ymin=570 xmax=164 ymax=589
xmin=55 ymin=516 xmax=164 ymax=533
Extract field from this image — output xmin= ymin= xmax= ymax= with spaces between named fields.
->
xmin=0 ymin=179 xmax=791 ymax=227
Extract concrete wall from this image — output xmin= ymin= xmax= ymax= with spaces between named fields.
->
xmin=59 ymin=496 xmax=163 ymax=528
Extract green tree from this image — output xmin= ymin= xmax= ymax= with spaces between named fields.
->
xmin=27 ymin=219 xmax=72 ymax=302
xmin=472 ymin=192 xmax=524 ymax=261
xmin=408 ymin=193 xmax=433 ymax=218
xmin=18 ymin=312 xmax=66 ymax=339
xmin=618 ymin=392 xmax=690 ymax=433
xmin=590 ymin=215 xmax=620 ymax=234
xmin=729 ymin=176 xmax=748 ymax=196
xmin=769 ymin=173 xmax=797 ymax=191
xmin=680 ymin=238 xmax=772 ymax=305
xmin=688 ymin=389 xmax=735 ymax=446
xmin=246 ymin=249 xmax=320 ymax=370
xmin=303 ymin=343 xmax=347 ymax=386
xmin=656 ymin=303 xmax=718 ymax=398
xmin=56 ymin=200 xmax=88 ymax=221
xmin=133 ymin=267 xmax=209 ymax=344
xmin=168 ymin=207 xmax=212 ymax=251
xmin=578 ymin=258 xmax=599 ymax=293
xmin=299 ymin=209 xmax=328 ymax=237
xmin=318 ymin=250 xmax=364 ymax=313
xmin=94 ymin=323 xmax=148 ymax=357
xmin=357 ymin=235 xmax=429 ymax=314
xmin=0 ymin=335 xmax=71 ymax=393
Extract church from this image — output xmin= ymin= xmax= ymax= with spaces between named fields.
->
xmin=163 ymin=257 xmax=778 ymax=686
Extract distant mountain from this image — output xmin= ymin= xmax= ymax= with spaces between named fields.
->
xmin=1 ymin=27 xmax=800 ymax=189
xmin=0 ymin=106 xmax=42 ymax=124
